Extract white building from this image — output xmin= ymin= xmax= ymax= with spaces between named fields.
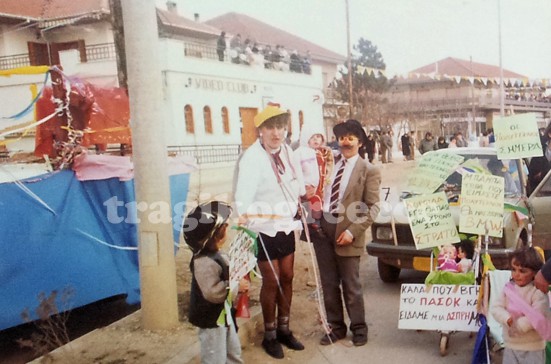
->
xmin=0 ymin=0 xmax=345 ymax=161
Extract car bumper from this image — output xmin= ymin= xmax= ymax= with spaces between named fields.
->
xmin=366 ymin=241 xmax=513 ymax=270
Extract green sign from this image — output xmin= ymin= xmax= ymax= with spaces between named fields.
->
xmin=494 ymin=113 xmax=543 ymax=159
xmin=407 ymin=152 xmax=464 ymax=194
xmin=404 ymin=192 xmax=460 ymax=250
xmin=459 ymin=173 xmax=504 ymax=237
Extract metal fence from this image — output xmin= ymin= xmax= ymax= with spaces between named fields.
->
xmin=167 ymin=144 xmax=241 ymax=164
xmin=85 ymin=43 xmax=116 ymax=62
xmin=0 ymin=53 xmax=31 ymax=70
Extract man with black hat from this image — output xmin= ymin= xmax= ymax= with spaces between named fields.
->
xmin=313 ymin=119 xmax=381 ymax=347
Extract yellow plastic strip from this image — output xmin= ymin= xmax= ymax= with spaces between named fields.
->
xmin=0 ymin=65 xmax=50 ymax=77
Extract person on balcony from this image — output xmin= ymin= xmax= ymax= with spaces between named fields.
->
xmin=216 ymin=31 xmax=227 ymax=62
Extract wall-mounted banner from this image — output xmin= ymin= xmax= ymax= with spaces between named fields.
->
xmin=404 ymin=192 xmax=460 ymax=250
xmin=407 ymin=152 xmax=464 ymax=194
xmin=494 ymin=113 xmax=543 ymax=159
xmin=398 ymin=284 xmax=481 ymax=332
xmin=459 ymin=173 xmax=504 ymax=237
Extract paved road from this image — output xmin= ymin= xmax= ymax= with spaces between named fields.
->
xmin=241 ymin=159 xmax=496 ymax=363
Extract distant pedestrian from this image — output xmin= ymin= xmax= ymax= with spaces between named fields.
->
xmin=418 ymin=132 xmax=437 ymax=155
xmin=479 ymin=131 xmax=490 ymax=147
xmin=455 ymin=132 xmax=467 ymax=147
xmin=217 ymin=31 xmax=227 ymax=62
xmin=401 ymin=132 xmax=411 ymax=160
xmin=409 ymin=131 xmax=417 ymax=160
xmin=436 ymin=136 xmax=448 ymax=149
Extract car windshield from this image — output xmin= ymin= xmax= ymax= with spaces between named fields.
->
xmin=438 ymin=155 xmax=522 ymax=201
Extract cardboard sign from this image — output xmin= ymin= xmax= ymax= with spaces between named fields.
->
xmin=494 ymin=113 xmax=544 ymax=159
xmin=459 ymin=173 xmax=504 ymax=237
xmin=407 ymin=152 xmax=465 ymax=194
xmin=398 ymin=284 xmax=481 ymax=332
xmin=404 ymin=192 xmax=460 ymax=250
xmin=228 ymin=227 xmax=257 ymax=295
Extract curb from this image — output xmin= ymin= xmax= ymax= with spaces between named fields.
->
xmin=29 ymin=305 xmax=264 ymax=364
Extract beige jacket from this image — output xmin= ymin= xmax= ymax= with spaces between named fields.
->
xmin=334 ymin=159 xmax=381 ymax=257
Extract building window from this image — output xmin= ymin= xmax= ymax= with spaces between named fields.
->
xmin=298 ymin=111 xmax=304 ymax=132
xmin=185 ymin=105 xmax=194 ymax=134
xmin=221 ymin=107 xmax=230 ymax=134
xmin=204 ymin=106 xmax=213 ymax=134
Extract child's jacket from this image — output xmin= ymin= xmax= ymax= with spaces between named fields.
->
xmin=189 ymin=252 xmax=229 ymax=328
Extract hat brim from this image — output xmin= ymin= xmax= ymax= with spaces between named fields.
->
xmin=333 ymin=120 xmax=368 ymax=145
xmin=254 ymin=106 xmax=288 ymax=128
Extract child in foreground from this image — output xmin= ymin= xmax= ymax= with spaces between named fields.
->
xmin=183 ymin=201 xmax=247 ymax=364
xmin=491 ymin=247 xmax=550 ymax=364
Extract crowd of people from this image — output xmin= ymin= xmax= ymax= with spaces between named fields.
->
xmin=181 ymin=108 xmax=551 ymax=362
xmin=216 ymin=32 xmax=312 ymax=74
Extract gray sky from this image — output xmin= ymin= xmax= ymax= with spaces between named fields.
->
xmin=172 ymin=0 xmax=551 ymax=79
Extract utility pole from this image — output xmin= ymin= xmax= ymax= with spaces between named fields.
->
xmin=470 ymin=56 xmax=476 ymax=139
xmin=345 ymin=0 xmax=353 ymax=118
xmin=109 ymin=0 xmax=127 ymax=89
xmin=120 ymin=0 xmax=179 ymax=330
xmin=498 ymin=0 xmax=504 ymax=117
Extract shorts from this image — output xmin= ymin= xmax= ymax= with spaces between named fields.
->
xmin=256 ymin=231 xmax=295 ymax=261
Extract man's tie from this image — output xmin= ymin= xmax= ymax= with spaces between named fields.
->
xmin=329 ymin=159 xmax=347 ymax=212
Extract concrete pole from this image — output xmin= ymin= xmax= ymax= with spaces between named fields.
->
xmin=120 ymin=0 xmax=179 ymax=330
xmin=345 ymin=0 xmax=353 ymax=118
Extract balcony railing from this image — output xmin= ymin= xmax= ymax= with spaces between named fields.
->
xmin=0 ymin=53 xmax=31 ymax=70
xmin=0 ymin=43 xmax=116 ymax=71
xmin=85 ymin=43 xmax=116 ymax=62
xmin=182 ymin=41 xmax=312 ymax=74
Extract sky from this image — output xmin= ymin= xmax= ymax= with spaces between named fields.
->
xmin=167 ymin=0 xmax=551 ymax=79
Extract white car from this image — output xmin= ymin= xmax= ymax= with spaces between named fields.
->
xmin=367 ymin=147 xmax=551 ymax=282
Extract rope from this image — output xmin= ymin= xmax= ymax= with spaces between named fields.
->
xmin=0 ymin=72 xmax=49 ymax=120
xmin=299 ymin=206 xmax=332 ymax=335
xmin=75 ymin=228 xmax=138 ymax=251
xmin=0 ymin=164 xmax=56 ymax=215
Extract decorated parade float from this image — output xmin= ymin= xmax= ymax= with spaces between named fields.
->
xmin=0 ymin=66 xmax=193 ymax=331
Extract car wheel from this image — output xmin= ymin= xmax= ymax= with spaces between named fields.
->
xmin=377 ymin=259 xmax=401 ymax=283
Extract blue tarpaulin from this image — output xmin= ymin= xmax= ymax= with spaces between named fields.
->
xmin=0 ymin=170 xmax=189 ymax=330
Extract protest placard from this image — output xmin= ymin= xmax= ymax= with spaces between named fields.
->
xmin=228 ymin=226 xmax=257 ymax=295
xmin=494 ymin=113 xmax=543 ymax=159
xmin=459 ymin=173 xmax=504 ymax=237
xmin=404 ymin=192 xmax=460 ymax=250
xmin=407 ymin=152 xmax=465 ymax=194
xmin=398 ymin=284 xmax=481 ymax=331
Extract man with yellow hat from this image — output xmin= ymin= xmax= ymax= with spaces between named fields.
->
xmin=234 ymin=104 xmax=307 ymax=359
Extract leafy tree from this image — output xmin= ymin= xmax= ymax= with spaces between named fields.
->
xmin=333 ymin=37 xmax=394 ymax=129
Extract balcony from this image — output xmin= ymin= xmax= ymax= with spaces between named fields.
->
xmin=0 ymin=43 xmax=116 ymax=71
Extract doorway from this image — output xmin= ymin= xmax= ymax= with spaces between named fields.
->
xmin=239 ymin=107 xmax=258 ymax=149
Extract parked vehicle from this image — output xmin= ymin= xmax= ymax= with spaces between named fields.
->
xmin=367 ymin=147 xmax=551 ymax=283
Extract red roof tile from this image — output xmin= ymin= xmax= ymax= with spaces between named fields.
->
xmin=411 ymin=57 xmax=526 ymax=79
xmin=0 ymin=0 xmax=108 ymax=20
xmin=205 ymin=12 xmax=345 ymax=64
xmin=157 ymin=8 xmax=220 ymax=38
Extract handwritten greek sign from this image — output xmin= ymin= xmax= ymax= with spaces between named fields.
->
xmin=407 ymin=152 xmax=465 ymax=194
xmin=404 ymin=192 xmax=459 ymax=250
xmin=494 ymin=113 xmax=543 ymax=159
xmin=228 ymin=227 xmax=257 ymax=295
xmin=398 ymin=284 xmax=481 ymax=331
xmin=459 ymin=173 xmax=504 ymax=237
